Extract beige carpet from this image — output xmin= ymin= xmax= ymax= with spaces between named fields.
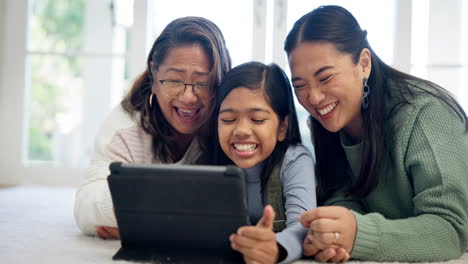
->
xmin=0 ymin=186 xmax=467 ymax=264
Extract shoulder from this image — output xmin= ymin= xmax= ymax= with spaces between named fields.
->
xmin=93 ymin=105 xmax=152 ymax=160
xmin=280 ymin=144 xmax=315 ymax=176
xmin=95 ymin=105 xmax=139 ymax=143
xmin=385 ymin=80 xmax=463 ymax=133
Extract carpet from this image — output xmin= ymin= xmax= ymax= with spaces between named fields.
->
xmin=0 ymin=186 xmax=467 ymax=264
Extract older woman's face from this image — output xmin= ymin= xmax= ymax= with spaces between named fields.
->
xmin=288 ymin=42 xmax=370 ymax=138
xmin=152 ymin=44 xmax=213 ymax=136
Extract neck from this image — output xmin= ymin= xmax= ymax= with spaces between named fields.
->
xmin=171 ymin=132 xmax=195 ymax=162
xmin=343 ymin=113 xmax=363 ymax=144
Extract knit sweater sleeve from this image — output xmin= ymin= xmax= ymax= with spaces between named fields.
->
xmin=351 ymin=99 xmax=468 ymax=261
xmin=276 ymin=145 xmax=317 ymax=263
xmin=323 ymin=188 xmax=367 ymax=214
xmin=74 ymin=106 xmax=139 ymax=235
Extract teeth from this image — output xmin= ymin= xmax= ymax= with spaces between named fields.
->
xmin=177 ymin=108 xmax=198 ymax=119
xmin=179 ymin=109 xmax=195 ymax=114
xmin=317 ymin=102 xmax=338 ymax=115
xmin=233 ymin=143 xmax=257 ymax=152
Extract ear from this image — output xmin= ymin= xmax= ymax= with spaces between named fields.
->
xmin=277 ymin=115 xmax=289 ymax=142
xmin=358 ymin=48 xmax=372 ymax=78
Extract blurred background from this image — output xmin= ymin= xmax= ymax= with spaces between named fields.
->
xmin=1 ymin=0 xmax=467 ymax=186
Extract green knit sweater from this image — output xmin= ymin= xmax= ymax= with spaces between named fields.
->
xmin=325 ymin=81 xmax=468 ymax=261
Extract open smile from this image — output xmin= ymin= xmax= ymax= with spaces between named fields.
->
xmin=232 ymin=143 xmax=258 ymax=157
xmin=174 ymin=106 xmax=201 ymax=123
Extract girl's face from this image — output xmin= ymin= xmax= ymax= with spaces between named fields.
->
xmin=152 ymin=44 xmax=213 ymax=136
xmin=288 ymin=42 xmax=371 ymax=139
xmin=218 ymin=87 xmax=288 ymax=168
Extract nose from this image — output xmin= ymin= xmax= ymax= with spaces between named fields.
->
xmin=233 ymin=119 xmax=252 ymax=138
xmin=308 ymin=85 xmax=325 ymax=106
xmin=178 ymin=84 xmax=198 ymax=104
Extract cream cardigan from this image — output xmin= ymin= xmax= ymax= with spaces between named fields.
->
xmin=73 ymin=105 xmax=201 ymax=235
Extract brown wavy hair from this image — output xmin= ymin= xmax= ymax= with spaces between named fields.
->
xmin=121 ymin=16 xmax=231 ymax=162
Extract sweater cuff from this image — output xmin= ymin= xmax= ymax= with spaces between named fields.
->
xmin=350 ymin=211 xmax=380 ymax=260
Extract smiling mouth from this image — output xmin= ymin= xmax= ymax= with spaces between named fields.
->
xmin=175 ymin=107 xmax=200 ymax=120
xmin=233 ymin=143 xmax=258 ymax=152
xmin=316 ymin=102 xmax=338 ymax=116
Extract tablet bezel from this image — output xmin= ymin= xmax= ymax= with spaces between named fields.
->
xmin=107 ymin=162 xmax=251 ymax=250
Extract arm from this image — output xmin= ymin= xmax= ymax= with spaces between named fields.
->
xmin=73 ymin=107 xmax=135 ymax=235
xmin=275 ymin=146 xmax=317 ymax=263
xmin=301 ymin=100 xmax=468 ymax=262
xmin=322 ymin=188 xmax=366 ymax=214
xmin=351 ymin=101 xmax=468 ymax=261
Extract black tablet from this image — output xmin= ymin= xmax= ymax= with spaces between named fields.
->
xmin=107 ymin=162 xmax=250 ymax=263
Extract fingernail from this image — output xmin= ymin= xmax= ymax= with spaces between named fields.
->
xmin=307 ymin=234 xmax=313 ymax=241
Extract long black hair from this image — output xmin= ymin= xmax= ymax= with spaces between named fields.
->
xmin=284 ymin=5 xmax=468 ymax=204
xmin=211 ymin=62 xmax=302 ymax=196
xmin=121 ymin=16 xmax=231 ymax=162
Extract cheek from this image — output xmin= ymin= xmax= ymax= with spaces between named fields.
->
xmin=217 ymin=125 xmax=230 ymax=144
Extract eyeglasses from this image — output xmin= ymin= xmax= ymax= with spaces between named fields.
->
xmin=158 ymin=80 xmax=213 ymax=99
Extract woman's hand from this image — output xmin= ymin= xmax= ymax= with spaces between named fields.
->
xmin=230 ymin=205 xmax=279 ymax=264
xmin=303 ymin=237 xmax=350 ymax=262
xmin=300 ymin=206 xmax=357 ymax=261
xmin=96 ymin=226 xmax=120 ymax=240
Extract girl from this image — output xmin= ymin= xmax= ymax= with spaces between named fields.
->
xmin=211 ymin=62 xmax=317 ymax=263
xmin=285 ymin=5 xmax=468 ymax=263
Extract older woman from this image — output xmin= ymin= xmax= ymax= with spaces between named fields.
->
xmin=74 ymin=16 xmax=231 ymax=238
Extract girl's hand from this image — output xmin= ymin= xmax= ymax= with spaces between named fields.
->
xmin=230 ymin=205 xmax=279 ymax=264
xmin=299 ymin=206 xmax=357 ymax=254
xmin=96 ymin=226 xmax=120 ymax=240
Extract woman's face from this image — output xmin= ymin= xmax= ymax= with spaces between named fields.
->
xmin=288 ymin=42 xmax=371 ymax=138
xmin=152 ymin=44 xmax=213 ymax=136
xmin=218 ymin=87 xmax=287 ymax=168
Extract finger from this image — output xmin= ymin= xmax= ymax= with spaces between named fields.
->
xmin=308 ymin=232 xmax=339 ymax=251
xmin=309 ymin=218 xmax=341 ymax=233
xmin=230 ymin=233 xmax=260 ymax=248
xmin=96 ymin=227 xmax=112 ymax=239
xmin=302 ymin=237 xmax=320 ymax=256
xmin=243 ymin=256 xmax=261 ymax=264
xmin=103 ymin=226 xmax=120 ymax=240
xmin=308 ymin=231 xmax=338 ymax=245
xmin=237 ymin=226 xmax=276 ymax=241
xmin=256 ymin=205 xmax=275 ymax=229
xmin=330 ymin=248 xmax=350 ymax=263
xmin=314 ymin=248 xmax=336 ymax=262
xmin=233 ymin=244 xmax=274 ymax=264
xmin=329 ymin=248 xmax=345 ymax=263
xmin=300 ymin=206 xmax=343 ymax=225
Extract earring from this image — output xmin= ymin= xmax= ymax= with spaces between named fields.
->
xmin=149 ymin=93 xmax=154 ymax=108
xmin=362 ymin=78 xmax=370 ymax=109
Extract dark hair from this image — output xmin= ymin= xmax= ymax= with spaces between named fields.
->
xmin=211 ymin=62 xmax=302 ymax=196
xmin=121 ymin=16 xmax=231 ymax=162
xmin=284 ymin=5 xmax=468 ymax=203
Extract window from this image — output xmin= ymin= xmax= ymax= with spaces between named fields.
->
xmin=411 ymin=0 xmax=468 ymax=111
xmin=26 ymin=0 xmax=133 ymax=167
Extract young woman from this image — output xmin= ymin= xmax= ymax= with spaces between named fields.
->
xmin=211 ymin=62 xmax=316 ymax=263
xmin=74 ymin=16 xmax=231 ymax=238
xmin=284 ymin=5 xmax=468 ymax=263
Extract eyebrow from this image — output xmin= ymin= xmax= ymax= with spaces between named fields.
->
xmin=291 ymin=65 xmax=334 ymax=82
xmin=164 ymin=67 xmax=210 ymax=76
xmin=219 ymin=108 xmax=272 ymax=114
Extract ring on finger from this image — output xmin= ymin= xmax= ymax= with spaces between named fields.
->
xmin=334 ymin=232 xmax=340 ymax=241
